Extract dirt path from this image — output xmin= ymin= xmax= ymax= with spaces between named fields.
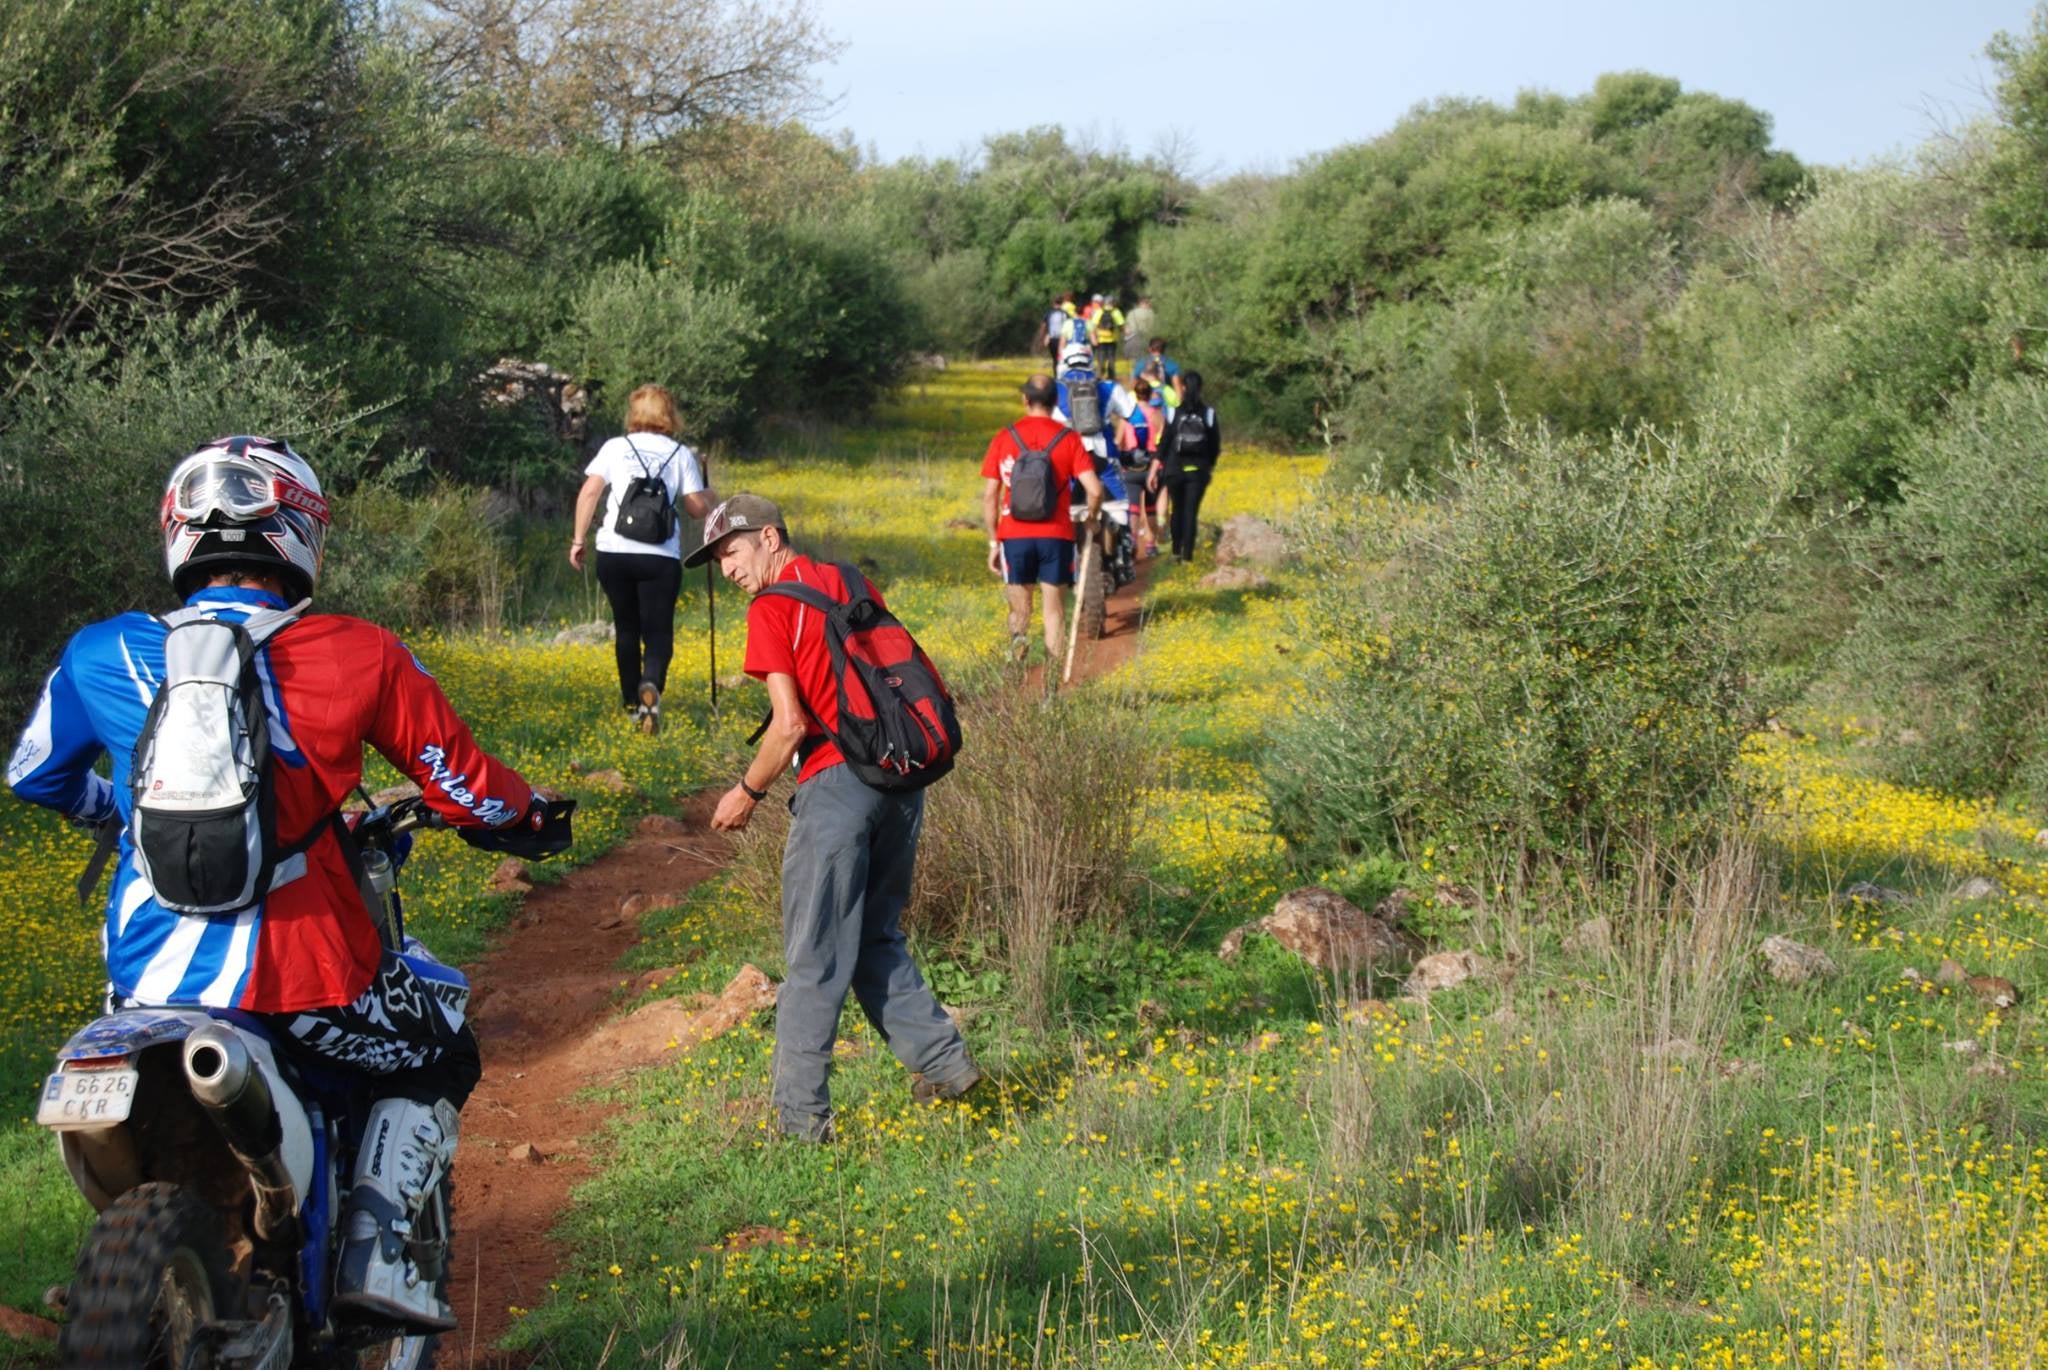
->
xmin=447 ymin=789 xmax=732 ymax=1364
xmin=447 ymin=554 xmax=1150 ymax=1364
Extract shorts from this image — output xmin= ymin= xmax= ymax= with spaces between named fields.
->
xmin=1000 ymin=536 xmax=1075 ymax=586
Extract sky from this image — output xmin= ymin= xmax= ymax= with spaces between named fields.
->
xmin=808 ymin=0 xmax=2040 ymax=177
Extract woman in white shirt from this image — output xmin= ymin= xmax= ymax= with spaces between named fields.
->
xmin=568 ymin=384 xmax=714 ymax=733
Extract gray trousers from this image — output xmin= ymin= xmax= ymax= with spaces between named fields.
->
xmin=774 ymin=764 xmax=974 ymax=1135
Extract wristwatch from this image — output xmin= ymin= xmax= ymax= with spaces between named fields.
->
xmin=738 ymin=777 xmax=768 ymax=802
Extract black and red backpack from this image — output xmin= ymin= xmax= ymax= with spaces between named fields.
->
xmin=749 ymin=563 xmax=962 ymax=791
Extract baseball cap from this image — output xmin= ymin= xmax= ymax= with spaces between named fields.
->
xmin=683 ymin=492 xmax=787 ymax=568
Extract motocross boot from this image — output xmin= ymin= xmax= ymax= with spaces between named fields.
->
xmin=333 ymin=1096 xmax=460 ymax=1333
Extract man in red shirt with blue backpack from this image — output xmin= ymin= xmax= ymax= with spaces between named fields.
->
xmin=696 ymin=494 xmax=979 ymax=1142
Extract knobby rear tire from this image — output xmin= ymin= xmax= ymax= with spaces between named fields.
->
xmin=56 ymin=1181 xmax=239 ymax=1369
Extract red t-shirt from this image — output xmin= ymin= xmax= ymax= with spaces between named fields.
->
xmin=743 ymin=556 xmax=877 ymax=784
xmin=981 ymin=416 xmax=1089 ymax=542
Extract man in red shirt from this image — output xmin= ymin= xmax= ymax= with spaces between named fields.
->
xmin=695 ymin=495 xmax=981 ymax=1142
xmin=981 ymin=374 xmax=1106 ymax=665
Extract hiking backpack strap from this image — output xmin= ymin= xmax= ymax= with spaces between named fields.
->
xmin=743 ymin=578 xmax=849 ymax=747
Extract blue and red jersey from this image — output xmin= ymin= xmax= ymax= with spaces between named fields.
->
xmin=7 ymin=587 xmax=535 ymax=1014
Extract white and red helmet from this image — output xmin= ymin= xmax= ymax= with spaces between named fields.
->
xmin=162 ymin=436 xmax=330 ymax=600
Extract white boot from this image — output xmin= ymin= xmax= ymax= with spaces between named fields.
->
xmin=333 ymin=1097 xmax=460 ymax=1333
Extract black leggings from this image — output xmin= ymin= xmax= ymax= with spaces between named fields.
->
xmin=596 ymin=551 xmax=682 ymax=706
xmin=1166 ymin=468 xmax=1213 ymax=560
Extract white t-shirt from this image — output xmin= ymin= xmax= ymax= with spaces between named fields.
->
xmin=584 ymin=433 xmax=706 ymax=559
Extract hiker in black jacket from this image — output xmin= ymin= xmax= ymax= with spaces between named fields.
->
xmin=1148 ymin=371 xmax=1221 ymax=561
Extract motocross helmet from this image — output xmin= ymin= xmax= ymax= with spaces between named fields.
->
xmin=162 ymin=436 xmax=330 ymax=601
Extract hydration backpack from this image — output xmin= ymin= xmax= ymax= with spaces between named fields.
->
xmin=1173 ymin=406 xmax=1214 ymax=460
xmin=612 ymin=438 xmax=675 ymax=544
xmin=1005 ymin=424 xmax=1062 ymax=522
xmin=1064 ymin=376 xmax=1104 ymax=438
xmin=129 ymin=600 xmax=322 ymax=914
xmin=748 ymin=565 xmax=962 ymax=791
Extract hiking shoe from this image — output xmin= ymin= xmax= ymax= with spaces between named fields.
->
xmin=777 ymin=1115 xmax=836 ymax=1144
xmin=637 ymin=680 xmax=661 ymax=735
xmin=911 ymin=1065 xmax=985 ymax=1106
xmin=1010 ymin=632 xmax=1030 ymax=663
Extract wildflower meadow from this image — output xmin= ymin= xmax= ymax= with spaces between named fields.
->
xmin=4 ymin=362 xmax=2048 ymax=1369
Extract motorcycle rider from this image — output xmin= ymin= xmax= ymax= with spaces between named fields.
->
xmin=5 ymin=435 xmax=569 ymax=1334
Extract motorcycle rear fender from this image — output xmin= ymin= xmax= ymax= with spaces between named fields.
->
xmin=55 ymin=1010 xmax=315 ymax=1216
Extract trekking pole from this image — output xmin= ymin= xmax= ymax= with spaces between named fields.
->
xmin=1063 ymin=513 xmax=1097 ymax=686
xmin=703 ymin=451 xmax=717 ymax=715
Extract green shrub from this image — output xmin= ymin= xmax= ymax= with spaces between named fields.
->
xmin=322 ymin=483 xmax=513 ymax=632
xmin=1847 ymin=376 xmax=2048 ymax=802
xmin=555 ymin=258 xmax=760 ymax=435
xmin=0 ymin=304 xmax=380 ymax=708
xmin=1266 ymin=412 xmax=1795 ymax=874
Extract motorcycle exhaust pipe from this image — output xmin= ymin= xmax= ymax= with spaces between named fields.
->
xmin=183 ymin=1025 xmax=297 ymax=1239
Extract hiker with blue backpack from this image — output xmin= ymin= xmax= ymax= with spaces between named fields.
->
xmin=694 ymin=494 xmax=980 ymax=1143
xmin=568 ymin=384 xmax=715 ymax=734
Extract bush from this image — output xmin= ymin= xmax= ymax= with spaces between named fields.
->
xmin=556 ymin=258 xmax=760 ymax=436
xmin=322 ymin=483 xmax=513 ymax=632
xmin=0 ymin=305 xmax=380 ymax=708
xmin=1266 ymin=412 xmax=1795 ymax=875
xmin=1848 ymin=376 xmax=2048 ymax=802
xmin=727 ymin=686 xmax=1150 ymax=1032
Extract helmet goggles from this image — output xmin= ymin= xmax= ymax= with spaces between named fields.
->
xmin=166 ymin=453 xmax=329 ymax=527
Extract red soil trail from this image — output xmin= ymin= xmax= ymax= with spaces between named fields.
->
xmin=447 ymin=788 xmax=731 ymax=1366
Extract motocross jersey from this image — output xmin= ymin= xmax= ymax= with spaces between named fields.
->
xmin=7 ymin=587 xmax=535 ymax=1014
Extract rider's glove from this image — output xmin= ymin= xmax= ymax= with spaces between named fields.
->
xmin=457 ymin=795 xmax=576 ymax=861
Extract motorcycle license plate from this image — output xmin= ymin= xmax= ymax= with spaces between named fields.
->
xmin=37 ymin=1065 xmax=138 ymax=1129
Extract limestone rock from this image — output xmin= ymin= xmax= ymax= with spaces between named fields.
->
xmin=509 ymin=1142 xmax=547 ymax=1164
xmin=1969 ymin=975 xmax=2020 ymax=1009
xmin=1263 ymin=887 xmax=1406 ymax=972
xmin=577 ymin=965 xmax=778 ymax=1072
xmin=1214 ymin=515 xmax=1287 ymax=568
xmin=1936 ymin=958 xmax=1969 ymax=986
xmin=1843 ymin=881 xmax=1909 ymax=906
xmin=1943 ymin=1038 xmax=1981 ymax=1055
xmin=1199 ymin=565 xmax=1271 ymax=591
xmin=553 ymin=620 xmax=614 ymax=647
xmin=1562 ymin=916 xmax=1614 ymax=957
xmin=1759 ymin=935 xmax=1836 ymax=985
xmin=637 ymin=813 xmax=691 ymax=839
xmin=486 ymin=859 xmax=532 ymax=895
xmin=1403 ymin=949 xmax=1485 ymax=996
xmin=619 ymin=891 xmax=682 ymax=921
xmin=1956 ymin=876 xmax=2003 ymax=901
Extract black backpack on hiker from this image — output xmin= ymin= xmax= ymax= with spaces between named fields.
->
xmin=1004 ymin=425 xmax=1062 ymax=522
xmin=746 ymin=564 xmax=962 ymax=792
xmin=1172 ymin=407 xmax=1215 ymax=463
xmin=611 ymin=438 xmax=675 ymax=544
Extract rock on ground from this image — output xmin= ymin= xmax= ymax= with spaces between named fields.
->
xmin=1219 ymin=887 xmax=1405 ymax=973
xmin=1199 ymin=565 xmax=1272 ymax=591
xmin=577 ymin=965 xmax=778 ymax=1072
xmin=1760 ymin=935 xmax=1836 ymax=985
xmin=1214 ymin=516 xmax=1287 ymax=568
xmin=1956 ymin=876 xmax=2003 ymax=900
xmin=1562 ymin=917 xmax=1613 ymax=957
xmin=1969 ymin=975 xmax=2020 ymax=1009
xmin=584 ymin=768 xmax=633 ymax=794
xmin=486 ymin=859 xmax=532 ymax=895
xmin=1843 ymin=881 xmax=1910 ymax=906
xmin=636 ymin=813 xmax=691 ymax=839
xmin=1936 ymin=958 xmax=1968 ymax=986
xmin=553 ymin=620 xmax=614 ymax=647
xmin=1403 ymin=949 xmax=1485 ymax=996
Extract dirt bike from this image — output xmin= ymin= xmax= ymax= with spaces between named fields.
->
xmin=39 ymin=794 xmax=570 ymax=1368
xmin=1070 ymin=493 xmax=1138 ymax=643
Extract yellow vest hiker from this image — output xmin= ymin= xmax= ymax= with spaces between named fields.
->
xmin=1093 ymin=306 xmax=1125 ymax=345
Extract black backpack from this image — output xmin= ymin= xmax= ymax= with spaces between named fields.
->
xmin=611 ymin=438 xmax=675 ymax=544
xmin=747 ymin=564 xmax=962 ymax=792
xmin=1005 ymin=425 xmax=1062 ymax=522
xmin=1173 ymin=406 xmax=1214 ymax=461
